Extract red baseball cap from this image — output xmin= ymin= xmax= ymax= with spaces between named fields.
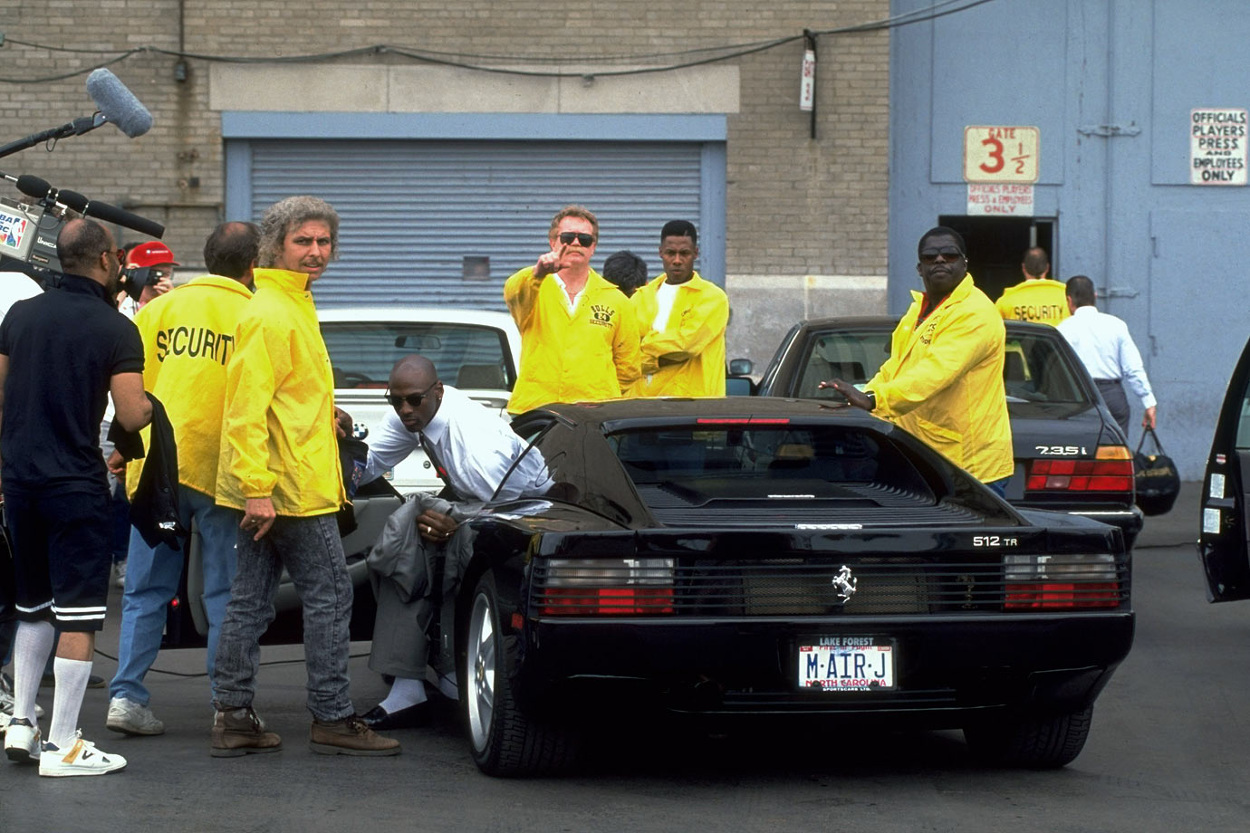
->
xmin=126 ymin=241 xmax=180 ymax=269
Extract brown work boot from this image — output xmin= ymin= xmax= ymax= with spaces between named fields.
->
xmin=210 ymin=706 xmax=282 ymax=758
xmin=309 ymin=714 xmax=401 ymax=757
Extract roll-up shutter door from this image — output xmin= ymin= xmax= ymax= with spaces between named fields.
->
xmin=245 ymin=140 xmax=705 ymax=309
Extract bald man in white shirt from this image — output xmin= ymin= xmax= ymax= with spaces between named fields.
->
xmin=357 ymin=355 xmax=547 ymax=730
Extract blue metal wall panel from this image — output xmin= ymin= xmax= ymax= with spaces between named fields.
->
xmin=892 ymin=0 xmax=1250 ymax=478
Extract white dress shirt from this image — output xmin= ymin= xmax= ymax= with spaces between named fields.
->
xmin=363 ymin=384 xmax=549 ymax=501
xmin=1056 ymin=305 xmax=1157 ymax=408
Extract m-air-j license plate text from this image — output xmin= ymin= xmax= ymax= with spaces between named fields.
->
xmin=798 ymin=636 xmax=895 ymax=691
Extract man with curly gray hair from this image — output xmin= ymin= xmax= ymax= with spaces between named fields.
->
xmin=211 ymin=196 xmax=400 ymax=758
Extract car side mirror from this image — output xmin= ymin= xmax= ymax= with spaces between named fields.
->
xmin=726 ymin=358 xmax=756 ymax=396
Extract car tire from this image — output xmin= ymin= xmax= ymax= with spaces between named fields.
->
xmin=963 ymin=705 xmax=1094 ymax=768
xmin=463 ymin=573 xmax=578 ymax=777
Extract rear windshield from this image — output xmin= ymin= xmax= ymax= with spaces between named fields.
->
xmin=320 ymin=322 xmax=514 ymax=390
xmin=609 ymin=425 xmax=934 ymax=502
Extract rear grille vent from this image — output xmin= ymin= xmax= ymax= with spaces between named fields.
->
xmin=530 ymin=556 xmax=1129 ymax=617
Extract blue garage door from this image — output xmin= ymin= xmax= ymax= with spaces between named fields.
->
xmin=241 ymin=140 xmax=707 ymax=309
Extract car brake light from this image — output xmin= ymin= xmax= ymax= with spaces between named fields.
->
xmin=537 ymin=558 xmax=675 ymax=615
xmin=1025 ymin=446 xmax=1133 ymax=492
xmin=1003 ymin=553 xmax=1121 ymax=609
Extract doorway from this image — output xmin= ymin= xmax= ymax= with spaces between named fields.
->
xmin=937 ymin=216 xmax=1055 ymax=302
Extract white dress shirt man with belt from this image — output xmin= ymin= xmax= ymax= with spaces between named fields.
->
xmin=1056 ymin=274 xmax=1157 ymax=437
xmin=357 ymin=355 xmax=547 ymax=730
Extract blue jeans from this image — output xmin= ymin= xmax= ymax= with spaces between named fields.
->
xmin=110 ymin=487 xmax=241 ymax=705
xmin=212 ymin=513 xmax=354 ymax=722
xmin=986 ymin=477 xmax=1010 ymax=498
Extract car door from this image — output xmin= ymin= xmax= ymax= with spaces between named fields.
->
xmin=1199 ymin=334 xmax=1250 ymax=602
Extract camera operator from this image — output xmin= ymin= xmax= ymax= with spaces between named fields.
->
xmin=118 ymin=241 xmax=177 ymax=319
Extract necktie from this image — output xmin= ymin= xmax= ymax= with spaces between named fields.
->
xmin=419 ymin=434 xmax=456 ymax=497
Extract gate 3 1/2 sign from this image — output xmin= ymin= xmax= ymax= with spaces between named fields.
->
xmin=963 ymin=125 xmax=1040 ymax=183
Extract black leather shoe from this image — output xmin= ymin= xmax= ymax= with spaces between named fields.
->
xmin=360 ymin=702 xmax=431 ymax=731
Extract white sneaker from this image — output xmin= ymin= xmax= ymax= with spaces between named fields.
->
xmin=107 ymin=696 xmax=165 ymax=736
xmin=4 ymin=717 xmax=41 ymax=763
xmin=39 ymin=732 xmax=127 ymax=777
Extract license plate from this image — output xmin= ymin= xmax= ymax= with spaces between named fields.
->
xmin=797 ymin=636 xmax=895 ymax=691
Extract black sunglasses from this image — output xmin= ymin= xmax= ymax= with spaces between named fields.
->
xmin=558 ymin=232 xmax=595 ymax=247
xmin=385 ymin=381 xmax=439 ymax=410
xmin=919 ymin=248 xmax=964 ymax=264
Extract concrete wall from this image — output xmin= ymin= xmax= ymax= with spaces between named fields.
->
xmin=0 ymin=1 xmax=891 ymax=368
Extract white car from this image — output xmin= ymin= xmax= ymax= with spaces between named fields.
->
xmin=319 ymin=306 xmax=521 ymax=493
xmin=169 ymin=307 xmax=520 ymax=646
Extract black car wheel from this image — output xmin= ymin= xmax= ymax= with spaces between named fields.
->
xmin=963 ymin=705 xmax=1094 ymax=768
xmin=463 ymin=573 xmax=578 ymax=777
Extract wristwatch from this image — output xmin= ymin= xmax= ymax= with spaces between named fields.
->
xmin=865 ymin=390 xmax=877 ymax=410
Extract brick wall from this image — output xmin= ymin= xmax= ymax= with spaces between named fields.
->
xmin=1 ymin=0 xmax=889 ymax=334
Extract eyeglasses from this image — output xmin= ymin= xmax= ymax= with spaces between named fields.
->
xmin=558 ymin=232 xmax=595 ymax=247
xmin=919 ymin=248 xmax=964 ymax=264
xmin=385 ymin=382 xmax=439 ymax=410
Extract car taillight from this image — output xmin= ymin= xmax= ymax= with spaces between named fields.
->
xmin=1025 ymin=445 xmax=1133 ymax=492
xmin=537 ymin=558 xmax=675 ymax=615
xmin=1003 ymin=553 xmax=1122 ymax=609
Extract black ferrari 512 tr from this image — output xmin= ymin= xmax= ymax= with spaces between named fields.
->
xmin=426 ymin=397 xmax=1132 ymax=776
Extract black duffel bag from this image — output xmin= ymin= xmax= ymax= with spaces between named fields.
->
xmin=1134 ymin=427 xmax=1180 ymax=516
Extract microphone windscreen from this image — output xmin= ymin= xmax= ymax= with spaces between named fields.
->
xmin=58 ymin=190 xmax=166 ymax=239
xmin=56 ymin=190 xmax=90 ymax=213
xmin=15 ymin=175 xmax=54 ymax=200
xmin=86 ymin=69 xmax=153 ymax=139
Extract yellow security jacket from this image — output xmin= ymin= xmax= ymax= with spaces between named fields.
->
xmin=629 ymin=272 xmax=729 ymax=397
xmin=995 ymin=278 xmax=1070 ymax=326
xmin=504 ymin=266 xmax=641 ymax=414
xmin=866 ymin=274 xmax=1014 ymax=483
xmin=125 ymin=275 xmax=253 ymax=499
xmin=216 ymin=269 xmax=345 ymax=516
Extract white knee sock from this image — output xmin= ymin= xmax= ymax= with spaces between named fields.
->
xmin=378 ymin=676 xmax=427 ymax=712
xmin=12 ymin=620 xmax=54 ymax=724
xmin=48 ymin=657 xmax=92 ymax=748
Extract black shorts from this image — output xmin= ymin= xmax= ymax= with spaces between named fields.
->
xmin=2 ymin=487 xmax=113 ymax=632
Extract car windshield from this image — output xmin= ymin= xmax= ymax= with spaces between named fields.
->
xmin=320 ymin=322 xmax=514 ymax=390
xmin=793 ymin=328 xmax=1092 ymax=418
xmin=609 ymin=424 xmax=934 ymax=503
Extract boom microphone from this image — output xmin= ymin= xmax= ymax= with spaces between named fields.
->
xmin=86 ymin=69 xmax=153 ymax=139
xmin=15 ymin=174 xmax=55 ymax=201
xmin=57 ymin=190 xmax=166 ymax=239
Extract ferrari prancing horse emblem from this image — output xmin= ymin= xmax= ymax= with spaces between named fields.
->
xmin=832 ymin=565 xmax=857 ymax=604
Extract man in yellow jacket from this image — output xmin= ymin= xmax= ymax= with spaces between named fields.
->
xmin=105 ymin=223 xmax=257 ymax=738
xmin=212 ymin=196 xmax=399 ymax=758
xmin=822 ymin=227 xmax=1014 ymax=494
xmin=630 ymin=220 xmax=729 ymax=398
xmin=504 ymin=205 xmax=640 ymax=414
xmin=995 ymin=246 xmax=1069 ymax=326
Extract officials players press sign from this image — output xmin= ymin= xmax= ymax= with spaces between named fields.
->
xmin=1191 ymin=108 xmax=1247 ymax=185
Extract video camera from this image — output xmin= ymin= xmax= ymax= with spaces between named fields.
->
xmin=0 ymin=176 xmax=165 ymax=288
xmin=120 ymin=264 xmax=169 ymax=302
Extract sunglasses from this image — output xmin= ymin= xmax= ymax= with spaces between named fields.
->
xmin=919 ymin=248 xmax=964 ymax=264
xmin=385 ymin=382 xmax=439 ymax=410
xmin=558 ymin=232 xmax=595 ymax=247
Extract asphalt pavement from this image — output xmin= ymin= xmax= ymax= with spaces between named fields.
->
xmin=0 ymin=482 xmax=1232 ymax=833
